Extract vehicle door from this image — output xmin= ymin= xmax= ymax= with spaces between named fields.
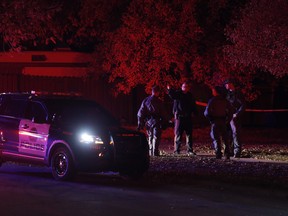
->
xmin=18 ymin=101 xmax=50 ymax=158
xmin=0 ymin=98 xmax=27 ymax=154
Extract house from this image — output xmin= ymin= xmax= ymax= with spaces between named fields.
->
xmin=0 ymin=50 xmax=137 ymax=124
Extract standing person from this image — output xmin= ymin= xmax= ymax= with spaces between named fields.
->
xmin=167 ymin=81 xmax=198 ymax=156
xmin=224 ymin=80 xmax=246 ymax=158
xmin=137 ymin=85 xmax=168 ymax=156
xmin=204 ymin=86 xmax=234 ymax=159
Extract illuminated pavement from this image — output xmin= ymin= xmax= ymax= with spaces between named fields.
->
xmin=0 ymin=163 xmax=287 ymax=216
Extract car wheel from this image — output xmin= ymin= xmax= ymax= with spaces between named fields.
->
xmin=51 ymin=147 xmax=75 ymax=181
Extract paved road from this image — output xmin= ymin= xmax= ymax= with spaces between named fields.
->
xmin=0 ymin=163 xmax=287 ymax=216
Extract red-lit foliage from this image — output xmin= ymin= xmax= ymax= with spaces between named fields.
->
xmin=224 ymin=0 xmax=288 ymax=78
xmin=96 ymin=0 xmax=261 ymax=100
xmin=0 ymin=0 xmax=127 ymax=51
xmin=0 ymin=0 xmax=287 ymax=101
xmin=0 ymin=0 xmax=61 ymax=51
xmin=61 ymin=0 xmax=129 ymax=50
xmin=96 ymin=0 xmax=201 ymax=94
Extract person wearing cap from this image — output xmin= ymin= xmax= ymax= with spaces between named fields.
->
xmin=224 ymin=80 xmax=246 ymax=158
xmin=204 ymin=86 xmax=234 ymax=159
xmin=167 ymin=81 xmax=198 ymax=156
xmin=137 ymin=85 xmax=169 ymax=156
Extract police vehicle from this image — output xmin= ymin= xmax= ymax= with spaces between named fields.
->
xmin=0 ymin=92 xmax=149 ymax=180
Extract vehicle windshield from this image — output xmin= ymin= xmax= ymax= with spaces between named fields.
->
xmin=44 ymin=98 xmax=119 ymax=126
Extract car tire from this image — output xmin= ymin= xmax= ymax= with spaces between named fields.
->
xmin=51 ymin=147 xmax=75 ymax=181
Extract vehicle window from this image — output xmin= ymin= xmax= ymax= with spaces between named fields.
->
xmin=45 ymin=99 xmax=118 ymax=126
xmin=2 ymin=99 xmax=27 ymax=118
xmin=25 ymin=101 xmax=47 ymax=122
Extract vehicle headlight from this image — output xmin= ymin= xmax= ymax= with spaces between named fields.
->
xmin=79 ymin=132 xmax=104 ymax=144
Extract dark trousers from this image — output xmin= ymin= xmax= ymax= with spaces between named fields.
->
xmin=210 ymin=120 xmax=230 ymax=157
xmin=174 ymin=117 xmax=193 ymax=153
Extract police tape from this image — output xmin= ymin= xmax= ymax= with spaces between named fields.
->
xmin=196 ymin=101 xmax=208 ymax=107
xmin=196 ymin=101 xmax=288 ymax=112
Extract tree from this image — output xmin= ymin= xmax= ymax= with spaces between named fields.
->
xmin=191 ymin=0 xmax=259 ymax=100
xmin=96 ymin=0 xmax=258 ymax=100
xmin=0 ymin=0 xmax=63 ymax=51
xmin=224 ymin=0 xmax=288 ymax=78
xmin=0 ymin=0 xmax=127 ymax=51
xmin=59 ymin=0 xmax=130 ymax=51
xmin=95 ymin=0 xmax=201 ymax=94
xmin=1 ymin=0 xmax=286 ymax=102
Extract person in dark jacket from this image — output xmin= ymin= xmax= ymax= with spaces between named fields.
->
xmin=167 ymin=82 xmax=198 ymax=156
xmin=204 ymin=86 xmax=234 ymax=159
xmin=224 ymin=80 xmax=246 ymax=158
xmin=137 ymin=85 xmax=168 ymax=156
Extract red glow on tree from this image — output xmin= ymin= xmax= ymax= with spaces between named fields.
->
xmin=0 ymin=0 xmax=287 ymax=101
xmin=224 ymin=0 xmax=288 ymax=78
xmin=96 ymin=0 xmax=201 ymax=94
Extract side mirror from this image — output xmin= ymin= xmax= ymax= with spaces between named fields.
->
xmin=51 ymin=113 xmax=62 ymax=123
xmin=32 ymin=116 xmax=47 ymax=124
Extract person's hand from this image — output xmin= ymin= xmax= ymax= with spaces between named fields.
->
xmin=168 ymin=119 xmax=174 ymax=127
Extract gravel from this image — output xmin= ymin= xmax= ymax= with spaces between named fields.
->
xmin=142 ymin=127 xmax=288 ymax=189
